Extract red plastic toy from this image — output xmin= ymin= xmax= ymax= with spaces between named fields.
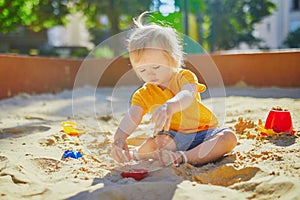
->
xmin=260 ymin=109 xmax=295 ymax=136
xmin=121 ymin=169 xmax=149 ymax=181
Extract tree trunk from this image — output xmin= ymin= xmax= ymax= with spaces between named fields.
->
xmin=106 ymin=0 xmax=122 ymax=56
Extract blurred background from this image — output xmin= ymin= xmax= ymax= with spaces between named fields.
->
xmin=0 ymin=0 xmax=300 ymax=58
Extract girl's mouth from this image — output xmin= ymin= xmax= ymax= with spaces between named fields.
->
xmin=150 ymin=79 xmax=158 ymax=83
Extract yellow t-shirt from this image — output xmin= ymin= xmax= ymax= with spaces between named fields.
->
xmin=131 ymin=69 xmax=218 ymax=133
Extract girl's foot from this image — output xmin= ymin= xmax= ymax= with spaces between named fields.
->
xmin=156 ymin=149 xmax=187 ymax=167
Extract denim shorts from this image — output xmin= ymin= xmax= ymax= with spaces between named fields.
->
xmin=156 ymin=128 xmax=231 ymax=151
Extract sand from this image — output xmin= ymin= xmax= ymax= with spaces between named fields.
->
xmin=0 ymin=86 xmax=300 ymax=200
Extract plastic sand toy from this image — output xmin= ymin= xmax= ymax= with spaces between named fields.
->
xmin=258 ymin=107 xmax=295 ymax=136
xmin=61 ymin=121 xmax=85 ymax=136
xmin=62 ymin=150 xmax=83 ymax=159
xmin=120 ymin=169 xmax=149 ymax=181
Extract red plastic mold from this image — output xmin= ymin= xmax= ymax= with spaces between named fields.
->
xmin=121 ymin=169 xmax=149 ymax=181
xmin=262 ymin=109 xmax=295 ymax=135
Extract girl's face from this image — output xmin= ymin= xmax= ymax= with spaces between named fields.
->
xmin=130 ymin=49 xmax=175 ymax=87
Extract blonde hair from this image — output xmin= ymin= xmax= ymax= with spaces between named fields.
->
xmin=128 ymin=12 xmax=184 ymax=68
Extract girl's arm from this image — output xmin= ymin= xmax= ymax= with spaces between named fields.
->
xmin=114 ymin=105 xmax=144 ymax=140
xmin=151 ymin=83 xmax=198 ymax=132
xmin=165 ymin=83 xmax=198 ymax=113
xmin=112 ymin=105 xmax=144 ymax=162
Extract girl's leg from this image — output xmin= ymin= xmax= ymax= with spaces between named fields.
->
xmin=184 ymin=130 xmax=237 ymax=165
xmin=135 ymin=134 xmax=177 ymax=160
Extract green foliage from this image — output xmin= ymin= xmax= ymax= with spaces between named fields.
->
xmin=175 ymin=0 xmax=276 ymax=51
xmin=75 ymin=0 xmax=152 ymax=35
xmin=91 ymin=46 xmax=114 ymax=58
xmin=204 ymin=0 xmax=276 ymax=51
xmin=150 ymin=11 xmax=183 ymax=33
xmin=70 ymin=47 xmax=89 ymax=58
xmin=39 ymin=48 xmax=60 ymax=57
xmin=0 ymin=0 xmax=277 ymax=54
xmin=1 ymin=0 xmax=152 ymax=57
xmin=72 ymin=0 xmax=152 ymax=48
xmin=0 ymin=0 xmax=71 ymax=33
xmin=284 ymin=28 xmax=300 ymax=48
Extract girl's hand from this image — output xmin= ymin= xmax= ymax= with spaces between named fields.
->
xmin=111 ymin=106 xmax=144 ymax=163
xmin=111 ymin=138 xmax=131 ymax=163
xmin=151 ymin=103 xmax=172 ymax=132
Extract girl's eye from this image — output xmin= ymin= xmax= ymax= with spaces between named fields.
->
xmin=139 ymin=69 xmax=146 ymax=73
xmin=153 ymin=65 xmax=160 ymax=70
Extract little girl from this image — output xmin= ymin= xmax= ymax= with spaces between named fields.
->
xmin=111 ymin=12 xmax=237 ymax=166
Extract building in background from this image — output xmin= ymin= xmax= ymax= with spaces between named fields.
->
xmin=47 ymin=13 xmax=94 ymax=57
xmin=255 ymin=0 xmax=300 ymax=49
xmin=48 ymin=13 xmax=93 ymax=49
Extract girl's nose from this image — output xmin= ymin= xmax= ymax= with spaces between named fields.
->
xmin=147 ymin=69 xmax=155 ymax=76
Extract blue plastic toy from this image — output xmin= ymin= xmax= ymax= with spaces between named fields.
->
xmin=62 ymin=150 xmax=82 ymax=159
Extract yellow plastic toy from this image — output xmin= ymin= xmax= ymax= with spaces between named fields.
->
xmin=61 ymin=121 xmax=85 ymax=136
xmin=257 ymin=125 xmax=279 ymax=136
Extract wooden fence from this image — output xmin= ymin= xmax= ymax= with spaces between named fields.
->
xmin=1 ymin=51 xmax=299 ymax=99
